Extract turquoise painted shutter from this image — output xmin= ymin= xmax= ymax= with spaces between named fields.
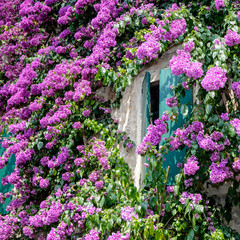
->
xmin=0 ymin=131 xmax=15 ymax=214
xmin=141 ymin=71 xmax=151 ymax=140
xmin=159 ymin=68 xmax=192 ymax=185
xmin=142 ymin=71 xmax=151 ymax=176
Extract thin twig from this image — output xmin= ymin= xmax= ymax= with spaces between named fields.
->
xmin=158 ymin=166 xmax=170 ymax=224
xmin=82 ymin=132 xmax=87 ymax=147
xmin=221 ymin=92 xmax=229 ymax=113
xmin=163 ymin=214 xmax=175 ymax=229
xmin=228 ymin=78 xmax=238 ymax=111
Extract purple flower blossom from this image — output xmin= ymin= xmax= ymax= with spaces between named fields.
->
xmin=220 ymin=113 xmax=229 ymax=121
xmin=169 ymin=49 xmax=203 ymax=79
xmin=95 ymin=181 xmax=104 ymax=191
xmin=126 ymin=142 xmax=134 ymax=149
xmin=89 ymin=171 xmax=99 ymax=182
xmin=23 ymin=226 xmax=33 ymax=237
xmin=83 ymin=109 xmax=91 ymax=117
xmin=166 ymin=96 xmax=178 ymax=107
xmin=230 ymin=118 xmax=240 ymax=136
xmin=39 ymin=178 xmax=49 ymax=188
xmin=72 ymin=122 xmax=82 ymax=129
xmin=166 ymin=186 xmax=174 ymax=193
xmin=184 ymin=41 xmax=195 ymax=52
xmin=136 ymin=35 xmax=160 ymax=61
xmin=232 ymin=81 xmax=240 ymax=98
xmin=83 ymin=229 xmax=100 ymax=240
xmin=137 ymin=115 xmax=168 ymax=155
xmin=184 ymin=156 xmax=200 ymax=176
xmin=215 ymin=0 xmax=225 ymax=10
xmin=201 ymin=66 xmax=227 ymax=91
xmin=121 ymin=206 xmax=137 ymax=222
xmin=210 ymin=159 xmax=233 ymax=184
xmin=233 ymin=158 xmax=240 ymax=171
xmin=224 ymin=29 xmax=240 ymax=46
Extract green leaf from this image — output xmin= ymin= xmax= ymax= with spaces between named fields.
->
xmin=206 ymin=105 xmax=212 ymax=115
xmin=187 ymin=229 xmax=195 ymax=240
xmin=192 ymin=215 xmax=196 ymax=228
xmin=180 ymin=104 xmax=189 ymax=117
xmin=174 ymin=185 xmax=179 ymax=195
xmin=95 ymin=194 xmax=101 ymax=205
xmin=208 ymin=91 xmax=215 ymax=98
xmin=53 ymin=169 xmax=57 ymax=176
xmin=208 ymin=115 xmax=218 ymax=123
xmin=194 ymin=204 xmax=204 ymax=213
xmin=99 ymin=196 xmax=105 ymax=208
xmin=172 ymin=209 xmax=177 ymax=216
xmin=165 ymin=202 xmax=171 ymax=212
xmin=185 ymin=202 xmax=191 ymax=217
xmin=213 ymin=51 xmax=218 ymax=59
xmin=37 ymin=141 xmax=43 ymax=150
xmin=141 ymin=201 xmax=148 ymax=212
xmin=196 ymin=47 xmax=203 ymax=55
xmin=86 ymin=219 xmax=93 ymax=230
xmin=175 ymin=173 xmax=182 ymax=184
xmin=63 ymin=215 xmax=70 ymax=226
xmin=224 ymin=122 xmax=236 ymax=137
xmin=144 ymin=226 xmax=149 ymax=239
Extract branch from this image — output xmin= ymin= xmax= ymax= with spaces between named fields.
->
xmin=220 ymin=92 xmax=229 ymax=113
xmin=227 ymin=78 xmax=238 ymax=111
xmin=158 ymin=166 xmax=170 ymax=224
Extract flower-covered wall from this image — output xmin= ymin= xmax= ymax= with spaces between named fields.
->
xmin=0 ymin=0 xmax=240 ymax=239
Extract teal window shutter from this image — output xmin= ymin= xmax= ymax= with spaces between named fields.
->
xmin=141 ymin=71 xmax=151 ymax=175
xmin=0 ymin=131 xmax=15 ymax=214
xmin=159 ymin=68 xmax=192 ymax=185
xmin=141 ymin=71 xmax=151 ymax=140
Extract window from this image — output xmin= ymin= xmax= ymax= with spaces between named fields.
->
xmin=142 ymin=69 xmax=192 ymax=184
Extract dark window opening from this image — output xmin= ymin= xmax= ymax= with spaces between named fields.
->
xmin=150 ymin=82 xmax=159 ymax=124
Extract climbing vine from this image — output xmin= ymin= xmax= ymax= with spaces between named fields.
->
xmin=0 ymin=0 xmax=240 ymax=239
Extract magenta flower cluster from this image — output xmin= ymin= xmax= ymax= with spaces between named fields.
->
xmin=184 ymin=41 xmax=195 ymax=52
xmin=210 ymin=158 xmax=233 ymax=184
xmin=121 ymin=206 xmax=138 ymax=222
xmin=215 ymin=0 xmax=225 ymax=10
xmin=231 ymin=81 xmax=240 ymax=98
xmin=169 ymin=49 xmax=203 ymax=80
xmin=179 ymin=192 xmax=202 ymax=205
xmin=230 ymin=118 xmax=240 ymax=136
xmin=201 ymin=66 xmax=227 ymax=91
xmin=224 ymin=29 xmax=240 ymax=46
xmin=184 ymin=156 xmax=200 ymax=176
xmin=137 ymin=114 xmax=168 ymax=155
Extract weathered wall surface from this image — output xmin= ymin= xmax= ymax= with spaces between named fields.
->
xmin=205 ymin=181 xmax=240 ymax=232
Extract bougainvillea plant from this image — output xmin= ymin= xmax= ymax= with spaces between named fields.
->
xmin=0 ymin=0 xmax=240 ymax=239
